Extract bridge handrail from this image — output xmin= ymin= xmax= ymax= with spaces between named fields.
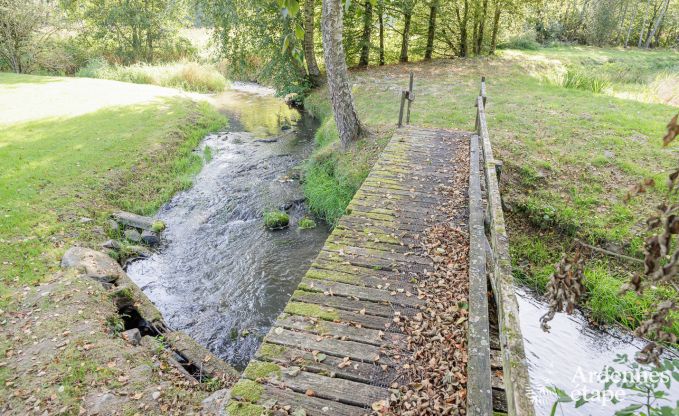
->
xmin=476 ymin=81 xmax=536 ymax=416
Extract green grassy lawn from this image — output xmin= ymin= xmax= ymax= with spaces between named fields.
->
xmin=0 ymin=74 xmax=226 ymax=304
xmin=305 ymin=45 xmax=679 ymax=335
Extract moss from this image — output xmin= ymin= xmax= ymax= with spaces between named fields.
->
xmin=257 ymin=343 xmax=287 ymax=361
xmin=263 ymin=211 xmax=289 ymax=230
xmin=305 ymin=268 xmax=360 ymax=285
xmin=226 ymin=402 xmax=266 ymax=416
xmin=151 ymin=220 xmax=166 ymax=232
xmin=284 ymin=302 xmax=340 ymax=321
xmin=243 ymin=361 xmax=281 ymax=380
xmin=230 ymin=379 xmax=264 ymax=402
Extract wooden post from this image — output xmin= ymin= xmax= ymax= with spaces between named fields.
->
xmin=480 ymin=76 xmax=487 ymax=107
xmin=397 ymin=90 xmax=407 ymax=127
xmin=406 ymin=71 xmax=414 ymax=124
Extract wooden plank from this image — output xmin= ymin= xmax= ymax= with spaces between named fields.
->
xmin=283 ymin=302 xmax=395 ymax=330
xmin=467 ymin=134 xmax=493 ymax=416
xmin=291 ymin=290 xmax=399 ymax=318
xmin=264 ymin=328 xmax=392 ymax=365
xmin=275 ymin=314 xmax=405 ymax=346
xmin=322 ymin=243 xmax=433 ymax=267
xmin=255 ymin=342 xmax=394 ymax=384
xmin=259 ymin=385 xmax=369 ymax=416
xmin=300 ymin=278 xmax=423 ymax=308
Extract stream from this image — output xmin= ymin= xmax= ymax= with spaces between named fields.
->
xmin=126 ymin=84 xmax=329 ymax=370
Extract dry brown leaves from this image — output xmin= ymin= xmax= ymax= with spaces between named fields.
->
xmin=540 ymin=249 xmax=586 ymax=332
xmin=379 ymin=143 xmax=470 ymax=416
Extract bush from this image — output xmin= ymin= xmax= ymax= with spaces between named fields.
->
xmin=499 ymin=32 xmax=541 ymax=50
xmin=77 ymin=60 xmax=228 ymax=93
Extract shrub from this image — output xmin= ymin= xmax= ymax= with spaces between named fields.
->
xmin=561 ymin=69 xmax=610 ymax=93
xmin=499 ymin=32 xmax=541 ymax=50
xmin=264 ymin=211 xmax=289 ymax=230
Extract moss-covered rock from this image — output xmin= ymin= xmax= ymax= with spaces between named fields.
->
xmin=263 ymin=211 xmax=289 ymax=230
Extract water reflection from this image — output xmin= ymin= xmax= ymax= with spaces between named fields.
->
xmin=516 ymin=288 xmax=679 ymax=415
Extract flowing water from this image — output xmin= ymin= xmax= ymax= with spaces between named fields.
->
xmin=517 ymin=288 xmax=679 ymax=415
xmin=126 ymin=84 xmax=329 ymax=370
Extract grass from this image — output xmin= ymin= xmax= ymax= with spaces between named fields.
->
xmin=0 ymin=78 xmax=226 ymax=303
xmin=303 ymin=45 xmax=678 ymax=337
xmin=77 ymin=59 xmax=229 ymax=93
xmin=263 ymin=211 xmax=290 ymax=229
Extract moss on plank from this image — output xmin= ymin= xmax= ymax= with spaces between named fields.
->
xmin=284 ymin=302 xmax=340 ymax=321
xmin=226 ymin=401 xmax=266 ymax=416
xmin=257 ymin=343 xmax=287 ymax=361
xmin=243 ymin=361 xmax=281 ymax=380
xmin=230 ymin=379 xmax=264 ymax=402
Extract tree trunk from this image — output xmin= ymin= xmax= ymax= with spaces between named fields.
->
xmin=304 ymin=0 xmax=321 ymax=85
xmin=490 ymin=0 xmax=502 ymax=54
xmin=472 ymin=1 xmax=479 ymax=55
xmin=399 ymin=11 xmax=412 ymax=62
xmin=645 ymin=0 xmax=670 ymax=48
xmin=321 ymin=0 xmax=362 ymax=148
xmin=624 ymin=2 xmax=639 ymax=47
xmin=638 ymin=0 xmax=652 ymax=47
xmin=358 ymin=1 xmax=373 ymax=67
xmin=378 ymin=0 xmax=385 ymax=65
xmin=458 ymin=0 xmax=469 ymax=57
xmin=476 ymin=0 xmax=488 ymax=54
xmin=424 ymin=0 xmax=439 ymax=60
xmin=614 ymin=0 xmax=629 ymax=43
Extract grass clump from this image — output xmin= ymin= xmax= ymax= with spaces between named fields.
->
xmin=151 ymin=220 xmax=166 ymax=233
xmin=298 ymin=217 xmax=317 ymax=230
xmin=77 ymin=59 xmax=228 ymax=93
xmin=561 ymin=69 xmax=610 ymax=93
xmin=263 ymin=211 xmax=289 ymax=230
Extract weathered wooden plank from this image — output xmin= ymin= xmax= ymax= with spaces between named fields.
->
xmin=467 ymin=134 xmax=493 ymax=416
xmin=262 ymin=328 xmax=393 ymax=366
xmin=275 ymin=314 xmax=405 ymax=346
xmin=283 ymin=301 xmax=395 ymax=330
xmin=291 ymin=290 xmax=399 ymax=318
xmin=300 ymin=277 xmax=423 ymax=308
xmin=323 ymin=243 xmax=433 ymax=267
xmin=259 ymin=384 xmax=369 ymax=416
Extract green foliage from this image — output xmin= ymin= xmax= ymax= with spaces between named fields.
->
xmin=77 ymin=59 xmax=228 ymax=93
xmin=499 ymin=32 xmax=541 ymax=50
xmin=561 ymin=69 xmax=610 ymax=93
xmin=263 ymin=211 xmax=290 ymax=229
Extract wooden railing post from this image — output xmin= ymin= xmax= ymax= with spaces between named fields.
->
xmin=406 ymin=71 xmax=414 ymax=124
xmin=398 ymin=90 xmax=407 ymax=127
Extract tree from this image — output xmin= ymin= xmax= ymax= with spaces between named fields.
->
xmin=0 ymin=0 xmax=55 ymax=73
xmin=304 ymin=0 xmax=322 ymax=85
xmin=456 ymin=0 xmax=470 ymax=57
xmin=489 ymin=0 xmax=503 ymax=54
xmin=645 ymin=0 xmax=671 ymax=47
xmin=322 ymin=0 xmax=362 ymax=147
xmin=397 ymin=0 xmax=417 ymax=62
xmin=378 ymin=0 xmax=385 ymax=65
xmin=424 ymin=0 xmax=439 ymax=60
xmin=358 ymin=0 xmax=373 ymax=67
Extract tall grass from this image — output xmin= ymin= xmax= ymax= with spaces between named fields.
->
xmin=77 ymin=59 xmax=228 ymax=93
xmin=561 ymin=69 xmax=610 ymax=93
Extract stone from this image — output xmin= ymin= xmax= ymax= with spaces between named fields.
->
xmin=107 ymin=219 xmax=120 ymax=231
xmin=604 ymin=150 xmax=615 ymax=159
xmin=122 ymin=328 xmax=141 ymax=346
xmin=79 ymin=217 xmax=93 ymax=224
xmin=61 ymin=247 xmax=124 ymax=283
xmin=83 ymin=392 xmax=122 ymax=415
xmin=125 ymin=245 xmax=152 ymax=258
xmin=141 ymin=230 xmax=160 ymax=246
xmin=102 ymin=239 xmax=121 ymax=250
xmin=151 ymin=391 xmax=161 ymax=400
xmin=112 ymin=211 xmax=155 ymax=231
xmin=124 ymin=229 xmax=142 ymax=243
xmin=201 ymin=389 xmax=231 ymax=416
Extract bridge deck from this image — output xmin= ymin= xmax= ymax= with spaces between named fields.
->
xmin=226 ymin=126 xmax=475 ymax=415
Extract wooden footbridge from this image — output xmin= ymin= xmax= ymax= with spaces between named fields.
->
xmin=226 ymin=79 xmax=535 ymax=415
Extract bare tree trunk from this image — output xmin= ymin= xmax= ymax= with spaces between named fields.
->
xmin=645 ymin=0 xmax=670 ymax=48
xmin=304 ymin=0 xmax=321 ymax=85
xmin=358 ymin=1 xmax=373 ymax=67
xmin=476 ymin=0 xmax=488 ymax=54
xmin=456 ymin=0 xmax=469 ymax=57
xmin=614 ymin=0 xmax=629 ymax=44
xmin=378 ymin=0 xmax=385 ymax=65
xmin=472 ymin=1 xmax=479 ymax=55
xmin=321 ymin=0 xmax=362 ymax=148
xmin=399 ymin=10 xmax=412 ymax=62
xmin=624 ymin=2 xmax=639 ymax=47
xmin=424 ymin=0 xmax=439 ymax=60
xmin=490 ymin=0 xmax=502 ymax=54
xmin=638 ymin=0 xmax=652 ymax=47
